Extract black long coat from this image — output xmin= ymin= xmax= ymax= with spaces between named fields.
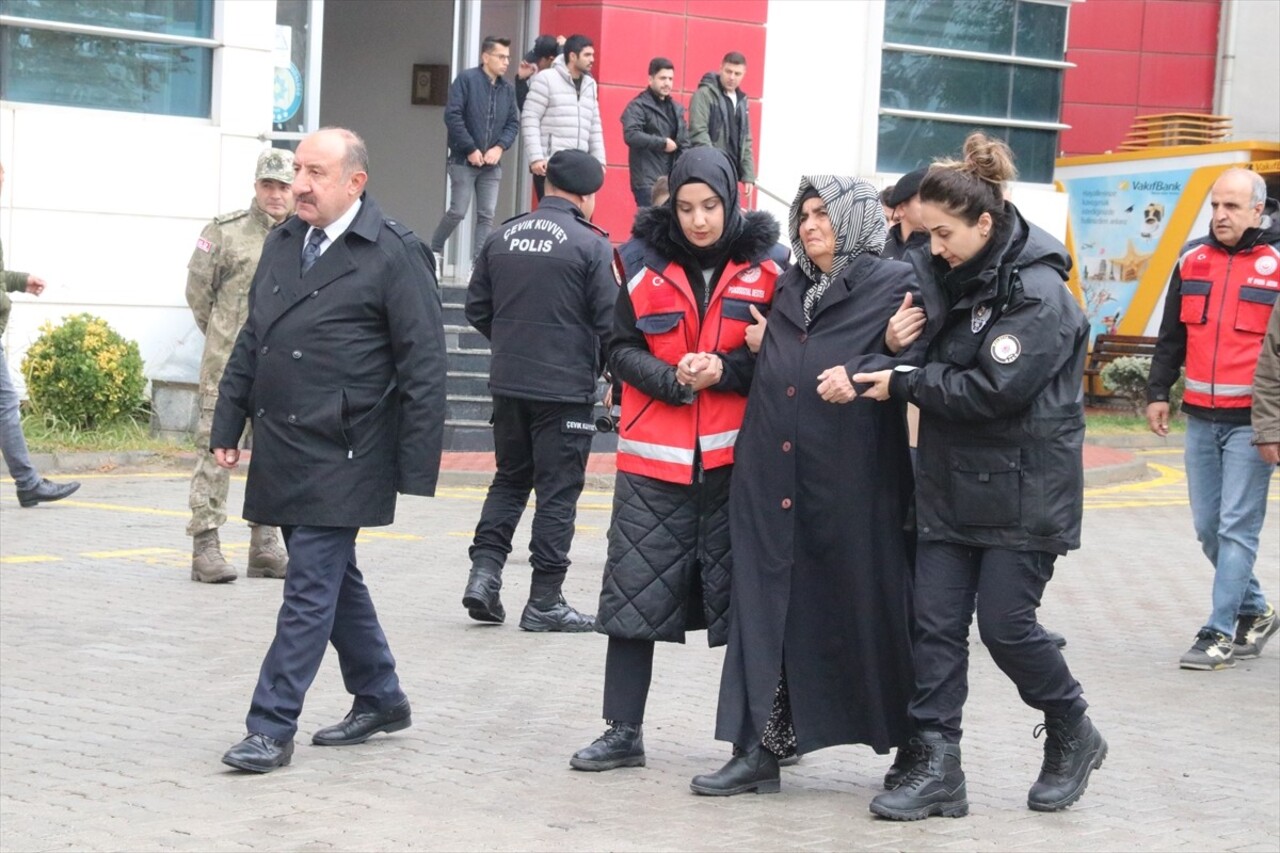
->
xmin=715 ymin=254 xmax=918 ymax=755
xmin=211 ymin=194 xmax=447 ymax=528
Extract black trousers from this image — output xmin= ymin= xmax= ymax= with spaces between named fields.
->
xmin=532 ymin=174 xmax=546 ymax=202
xmin=909 ymin=541 xmax=1087 ymax=743
xmin=469 ymin=396 xmax=593 ymax=582
xmin=602 ymin=636 xmax=655 ymax=723
xmin=246 ymin=525 xmax=404 ymax=741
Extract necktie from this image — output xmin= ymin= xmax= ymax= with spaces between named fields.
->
xmin=301 ymin=228 xmax=326 ymax=274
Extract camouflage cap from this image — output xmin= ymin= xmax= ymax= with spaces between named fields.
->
xmin=255 ymin=148 xmax=295 ymax=184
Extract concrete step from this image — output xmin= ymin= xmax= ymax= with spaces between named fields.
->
xmin=441 ymin=301 xmax=469 ymax=327
xmin=447 ymin=371 xmax=491 ymax=398
xmin=446 ymin=348 xmax=493 ymax=373
xmin=448 ymin=395 xmax=495 ymax=423
xmin=444 ymin=324 xmax=488 ymax=351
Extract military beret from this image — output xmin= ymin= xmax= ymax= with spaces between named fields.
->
xmin=885 ymin=167 xmax=927 ymax=207
xmin=546 ymin=150 xmax=604 ymax=196
xmin=255 ymin=148 xmax=295 ymax=184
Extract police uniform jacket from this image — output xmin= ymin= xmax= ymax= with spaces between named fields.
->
xmin=210 ymin=194 xmax=447 ymax=529
xmin=890 ymin=205 xmax=1089 ymax=555
xmin=465 ymin=195 xmax=616 ymax=403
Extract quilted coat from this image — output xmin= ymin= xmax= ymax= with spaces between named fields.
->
xmin=595 ymin=199 xmax=781 ymax=646
xmin=520 ymin=56 xmax=605 ymax=166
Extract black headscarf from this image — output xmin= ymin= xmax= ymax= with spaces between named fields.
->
xmin=665 ymin=147 xmax=744 ymax=269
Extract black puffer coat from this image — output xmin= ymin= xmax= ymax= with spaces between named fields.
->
xmin=595 ymin=203 xmax=780 ymax=646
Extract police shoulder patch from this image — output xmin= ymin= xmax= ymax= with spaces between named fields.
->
xmin=990 ymin=334 xmax=1021 ymax=364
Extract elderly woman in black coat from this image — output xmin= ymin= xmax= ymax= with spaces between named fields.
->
xmin=690 ymin=176 xmax=920 ymax=796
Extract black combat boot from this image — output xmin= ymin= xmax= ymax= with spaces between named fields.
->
xmin=461 ymin=560 xmax=505 ymax=623
xmin=519 ymin=574 xmax=594 ymax=632
xmin=869 ymin=732 xmax=968 ymax=820
xmin=569 ymin=721 xmax=645 ymax=771
xmin=689 ymin=743 xmax=780 ymax=796
xmin=1027 ymin=713 xmax=1107 ymax=811
xmin=883 ymin=739 xmax=926 ymax=789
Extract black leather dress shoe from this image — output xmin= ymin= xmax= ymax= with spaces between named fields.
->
xmin=312 ymin=698 xmax=412 ymax=746
xmin=16 ymin=478 xmax=80 ymax=508
xmin=221 ymin=733 xmax=294 ymax=773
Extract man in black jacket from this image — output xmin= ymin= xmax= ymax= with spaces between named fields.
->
xmin=462 ymin=150 xmax=616 ymax=633
xmin=621 ymin=57 xmax=688 ymax=208
xmin=429 ymin=36 xmax=520 ymax=263
xmin=214 ymin=128 xmax=447 ymax=773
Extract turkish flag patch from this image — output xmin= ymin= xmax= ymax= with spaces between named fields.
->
xmin=195 ymin=238 xmax=214 ymax=253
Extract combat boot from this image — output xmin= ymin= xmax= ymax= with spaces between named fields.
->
xmin=570 ymin=721 xmax=645 ymax=771
xmin=884 ymin=740 xmax=926 ymax=789
xmin=246 ymin=525 xmax=288 ymax=578
xmin=191 ymin=530 xmax=237 ymax=584
xmin=869 ymin=732 xmax=968 ymax=820
xmin=461 ymin=561 xmax=505 ymax=623
xmin=690 ymin=743 xmax=780 ymax=796
xmin=1027 ymin=714 xmax=1107 ymax=812
xmin=519 ymin=574 xmax=594 ymax=633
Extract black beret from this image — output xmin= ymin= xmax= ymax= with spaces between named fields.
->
xmin=885 ymin=167 xmax=928 ymax=207
xmin=546 ymin=150 xmax=604 ymax=196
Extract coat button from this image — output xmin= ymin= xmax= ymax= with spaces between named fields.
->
xmin=287 ymin=414 xmax=297 ymax=424
xmin=781 ymin=498 xmax=793 ymax=510
xmin=799 ymin=333 xmax=807 ymax=343
xmin=292 ymin=350 xmax=302 ymax=359
xmin=311 ymin=290 xmax=319 ymax=298
xmin=256 ymin=408 xmax=265 ymax=418
xmin=782 ymin=441 xmax=792 ymax=452
xmin=785 ymin=385 xmax=796 ymax=397
xmin=260 ymin=345 xmax=269 ymax=355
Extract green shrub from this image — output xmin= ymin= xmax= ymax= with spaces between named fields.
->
xmin=21 ymin=313 xmax=146 ymax=429
xmin=1101 ymin=355 xmax=1184 ymax=415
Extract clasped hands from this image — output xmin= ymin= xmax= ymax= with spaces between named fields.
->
xmin=676 ymin=352 xmax=724 ymax=392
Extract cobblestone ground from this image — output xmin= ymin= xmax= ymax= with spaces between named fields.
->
xmin=1 ymin=448 xmax=1277 ymax=852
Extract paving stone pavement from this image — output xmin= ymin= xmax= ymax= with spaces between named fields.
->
xmin=1 ymin=451 xmax=1277 ymax=852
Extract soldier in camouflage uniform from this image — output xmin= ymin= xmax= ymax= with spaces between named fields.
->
xmin=185 ymin=149 xmax=295 ymax=583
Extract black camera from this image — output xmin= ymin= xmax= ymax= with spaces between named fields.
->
xmin=595 ymin=405 xmax=621 ymax=433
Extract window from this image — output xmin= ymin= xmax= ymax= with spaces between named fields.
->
xmin=0 ymin=0 xmax=215 ymax=118
xmin=878 ymin=0 xmax=1070 ymax=183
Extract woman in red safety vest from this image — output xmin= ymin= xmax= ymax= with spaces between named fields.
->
xmin=570 ymin=148 xmax=783 ymax=773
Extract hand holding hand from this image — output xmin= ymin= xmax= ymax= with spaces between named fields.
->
xmin=745 ymin=304 xmax=767 ymax=353
xmin=851 ymin=369 xmax=893 ymax=401
xmin=885 ymin=292 xmax=925 ymax=353
xmin=483 ymin=146 xmax=503 ymax=165
xmin=467 ymin=150 xmax=485 ymax=167
xmin=677 ymin=352 xmax=723 ymax=391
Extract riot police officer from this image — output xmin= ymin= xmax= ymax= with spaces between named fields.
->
xmin=462 ymin=149 xmax=616 ymax=632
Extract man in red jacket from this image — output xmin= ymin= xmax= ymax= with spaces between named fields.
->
xmin=1147 ymin=167 xmax=1280 ymax=671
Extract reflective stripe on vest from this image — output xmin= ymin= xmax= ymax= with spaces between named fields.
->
xmin=699 ymin=429 xmax=739 ymax=452
xmin=1184 ymin=378 xmax=1254 ymax=398
xmin=616 ymin=437 xmax=696 ymax=465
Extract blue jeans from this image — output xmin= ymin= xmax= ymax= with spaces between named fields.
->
xmin=1184 ymin=415 xmax=1274 ymax=637
xmin=429 ymin=161 xmax=502 ymax=260
xmin=0 ymin=350 xmax=40 ymax=490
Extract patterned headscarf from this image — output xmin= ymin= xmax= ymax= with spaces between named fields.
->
xmin=789 ymin=175 xmax=887 ymax=325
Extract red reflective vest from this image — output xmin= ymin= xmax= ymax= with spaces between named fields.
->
xmin=617 ymin=257 xmax=781 ymax=484
xmin=1177 ymin=239 xmax=1280 ymax=409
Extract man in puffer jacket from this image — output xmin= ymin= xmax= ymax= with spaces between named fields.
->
xmin=520 ymin=34 xmax=605 ymax=201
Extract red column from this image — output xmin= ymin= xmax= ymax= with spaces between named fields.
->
xmin=539 ymin=0 xmax=769 ymax=240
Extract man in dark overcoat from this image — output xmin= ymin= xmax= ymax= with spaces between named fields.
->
xmin=211 ymin=128 xmax=447 ymax=773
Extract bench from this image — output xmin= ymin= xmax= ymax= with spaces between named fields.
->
xmin=1084 ymin=333 xmax=1158 ymax=401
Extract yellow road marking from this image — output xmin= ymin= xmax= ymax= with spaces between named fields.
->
xmin=79 ymin=547 xmax=180 ymax=559
xmin=0 ymin=555 xmax=62 ymax=564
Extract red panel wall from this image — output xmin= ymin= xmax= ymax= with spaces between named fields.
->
xmin=1060 ymin=0 xmax=1222 ymax=156
xmin=537 ymin=0 xmax=769 ymax=240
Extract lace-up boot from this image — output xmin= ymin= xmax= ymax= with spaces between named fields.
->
xmin=247 ymin=525 xmax=288 ymax=578
xmin=883 ymin=739 xmax=927 ymax=789
xmin=869 ymin=732 xmax=968 ymax=820
xmin=569 ymin=722 xmax=645 ymax=771
xmin=1027 ymin=714 xmax=1107 ymax=811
